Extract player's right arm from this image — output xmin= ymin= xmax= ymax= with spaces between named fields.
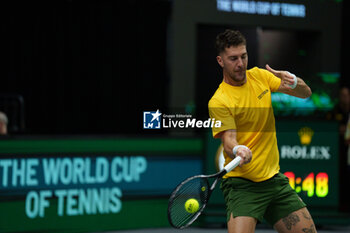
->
xmin=220 ymin=129 xmax=252 ymax=166
xmin=209 ymin=97 xmax=252 ymax=166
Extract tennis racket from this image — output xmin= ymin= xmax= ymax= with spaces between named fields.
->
xmin=167 ymin=156 xmax=242 ymax=229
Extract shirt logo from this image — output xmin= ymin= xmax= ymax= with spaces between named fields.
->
xmin=143 ymin=110 xmax=162 ymax=129
xmin=258 ymin=89 xmax=269 ymax=99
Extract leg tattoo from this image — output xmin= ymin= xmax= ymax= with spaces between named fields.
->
xmin=282 ymin=213 xmax=300 ymax=230
xmin=302 ymin=210 xmax=311 ymax=220
xmin=302 ymin=224 xmax=316 ymax=233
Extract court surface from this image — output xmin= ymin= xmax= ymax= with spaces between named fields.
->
xmin=101 ymin=226 xmax=350 ymax=233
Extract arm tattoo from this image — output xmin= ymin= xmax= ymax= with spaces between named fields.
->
xmin=282 ymin=213 xmax=300 ymax=230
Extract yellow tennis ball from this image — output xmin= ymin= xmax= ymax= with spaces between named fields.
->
xmin=184 ymin=198 xmax=199 ymax=214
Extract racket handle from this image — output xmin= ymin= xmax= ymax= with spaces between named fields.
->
xmin=223 ymin=156 xmax=242 ymax=173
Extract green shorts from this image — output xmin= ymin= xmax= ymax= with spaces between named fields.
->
xmin=220 ymin=172 xmax=306 ymax=226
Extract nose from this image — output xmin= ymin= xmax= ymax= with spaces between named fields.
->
xmin=237 ymin=58 xmax=243 ymax=68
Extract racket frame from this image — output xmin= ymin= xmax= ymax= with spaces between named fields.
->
xmin=167 ymin=156 xmax=242 ymax=229
xmin=167 ymin=170 xmax=226 ymax=229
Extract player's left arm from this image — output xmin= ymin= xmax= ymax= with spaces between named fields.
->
xmin=266 ymin=64 xmax=312 ymax=99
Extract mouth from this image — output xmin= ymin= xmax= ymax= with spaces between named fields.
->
xmin=233 ymin=70 xmax=246 ymax=81
xmin=235 ymin=69 xmax=245 ymax=75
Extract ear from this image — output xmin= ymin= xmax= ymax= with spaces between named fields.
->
xmin=216 ymin=55 xmax=224 ymax=68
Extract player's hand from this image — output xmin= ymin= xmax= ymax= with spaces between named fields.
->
xmin=266 ymin=64 xmax=295 ymax=89
xmin=236 ymin=147 xmax=252 ymax=166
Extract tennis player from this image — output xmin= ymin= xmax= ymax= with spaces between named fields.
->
xmin=208 ymin=29 xmax=315 ymax=233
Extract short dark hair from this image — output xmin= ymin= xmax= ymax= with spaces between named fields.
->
xmin=215 ymin=29 xmax=246 ymax=55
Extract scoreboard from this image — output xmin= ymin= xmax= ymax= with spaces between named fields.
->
xmin=284 ymin=172 xmax=329 ymax=198
xmin=277 ymin=120 xmax=339 ymax=207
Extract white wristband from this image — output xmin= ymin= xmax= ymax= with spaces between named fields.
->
xmin=233 ymin=145 xmax=249 ymax=156
xmin=287 ymin=71 xmax=297 ymax=89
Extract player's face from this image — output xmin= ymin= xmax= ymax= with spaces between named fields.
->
xmin=217 ymin=45 xmax=248 ymax=85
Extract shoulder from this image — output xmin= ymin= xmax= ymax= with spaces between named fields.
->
xmin=208 ymin=83 xmax=230 ymax=108
xmin=209 ymin=91 xmax=225 ymax=108
xmin=246 ymin=67 xmax=269 ymax=86
xmin=247 ymin=67 xmax=280 ymax=87
xmin=247 ymin=67 xmax=271 ymax=78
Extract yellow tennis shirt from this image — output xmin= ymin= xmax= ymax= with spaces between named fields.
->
xmin=208 ymin=67 xmax=282 ymax=182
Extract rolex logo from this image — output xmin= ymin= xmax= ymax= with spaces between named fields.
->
xmin=298 ymin=127 xmax=314 ymax=145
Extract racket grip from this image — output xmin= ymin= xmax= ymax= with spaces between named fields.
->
xmin=223 ymin=156 xmax=242 ymax=173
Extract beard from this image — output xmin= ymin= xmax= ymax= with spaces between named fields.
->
xmin=226 ymin=68 xmax=246 ymax=84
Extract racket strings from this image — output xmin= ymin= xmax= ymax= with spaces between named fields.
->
xmin=168 ymin=177 xmax=210 ymax=228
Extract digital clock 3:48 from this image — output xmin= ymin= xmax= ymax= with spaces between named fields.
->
xmin=284 ymin=172 xmax=328 ymax=197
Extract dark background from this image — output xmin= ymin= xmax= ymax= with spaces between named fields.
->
xmin=0 ymin=0 xmax=170 ymax=135
xmin=0 ymin=0 xmax=348 ymax=135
